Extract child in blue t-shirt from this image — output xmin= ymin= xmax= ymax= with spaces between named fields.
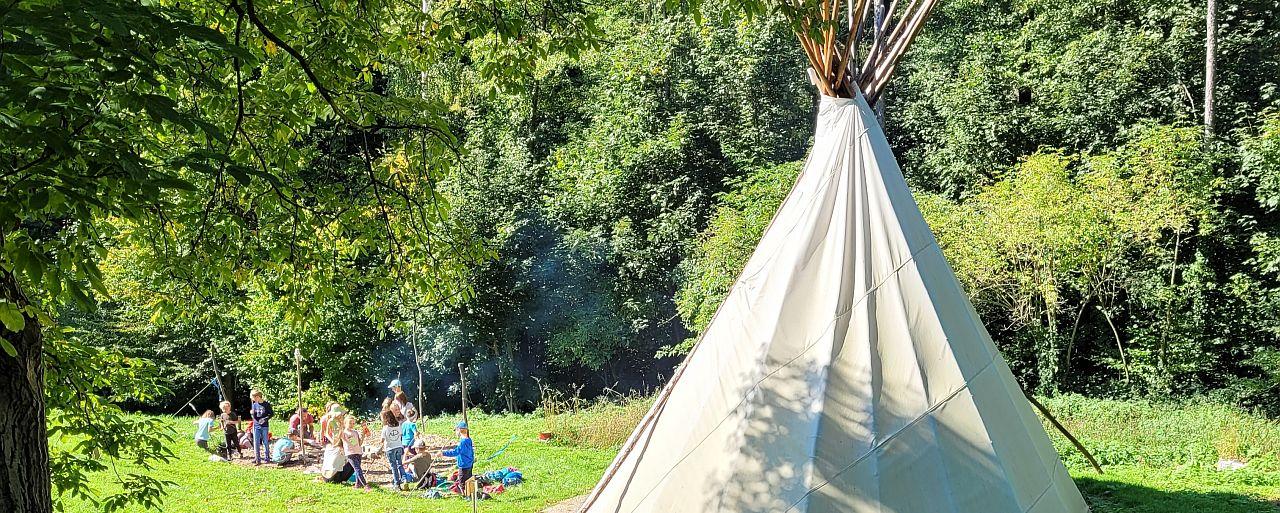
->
xmin=272 ymin=429 xmax=301 ymax=464
xmin=401 ymin=418 xmax=418 ymax=455
xmin=194 ymin=410 xmax=215 ymax=453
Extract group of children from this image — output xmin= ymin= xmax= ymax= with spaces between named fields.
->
xmin=192 ymin=380 xmax=475 ymax=493
xmin=193 ymin=390 xmax=293 ymax=465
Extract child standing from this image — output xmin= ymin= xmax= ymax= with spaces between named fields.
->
xmin=440 ymin=421 xmax=475 ymax=490
xmin=194 ymin=410 xmax=216 ymax=453
xmin=341 ymin=416 xmax=370 ymax=491
xmin=401 ymin=413 xmax=418 ymax=456
xmin=380 ymin=410 xmax=407 ymax=489
xmin=216 ymin=401 xmax=243 ymax=460
xmin=249 ymin=390 xmax=273 ymax=465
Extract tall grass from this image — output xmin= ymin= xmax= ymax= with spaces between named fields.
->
xmin=538 ymin=385 xmax=654 ymax=450
xmin=1041 ymin=394 xmax=1280 ymax=473
xmin=541 ymin=389 xmax=1280 ymax=474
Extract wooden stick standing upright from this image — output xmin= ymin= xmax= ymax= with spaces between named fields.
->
xmin=458 ymin=363 xmax=469 ymax=428
xmin=295 ymin=347 xmax=305 ymax=457
xmin=411 ymin=316 xmax=425 ymax=420
xmin=210 ymin=349 xmax=229 ymax=408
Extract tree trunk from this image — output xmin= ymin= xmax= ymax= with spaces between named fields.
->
xmin=1204 ymin=0 xmax=1216 ymax=139
xmin=503 ymin=340 xmax=517 ymax=413
xmin=0 ymin=270 xmax=51 ymax=513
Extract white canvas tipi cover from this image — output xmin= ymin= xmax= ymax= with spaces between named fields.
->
xmin=580 ymin=93 xmax=1089 ymax=513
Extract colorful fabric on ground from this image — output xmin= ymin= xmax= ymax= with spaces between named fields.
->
xmin=481 ymin=467 xmax=523 ymax=486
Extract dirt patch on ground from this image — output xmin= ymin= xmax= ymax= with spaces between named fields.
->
xmin=223 ymin=432 xmax=457 ymax=488
xmin=542 ymin=494 xmax=587 ymax=513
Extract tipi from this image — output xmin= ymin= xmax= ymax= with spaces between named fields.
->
xmin=579 ymin=2 xmax=1090 ymax=513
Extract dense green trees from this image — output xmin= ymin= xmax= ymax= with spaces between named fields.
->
xmin=675 ymin=0 xmax=1280 ymax=403
xmin=6 ymin=0 xmax=1279 ymax=509
xmin=2 ymin=0 xmax=598 ymax=510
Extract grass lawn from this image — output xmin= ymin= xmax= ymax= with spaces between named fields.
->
xmin=1076 ymin=466 xmax=1280 ymax=513
xmin=57 ymin=412 xmax=615 ymax=513
xmin=58 ymin=397 xmax=1280 ymax=512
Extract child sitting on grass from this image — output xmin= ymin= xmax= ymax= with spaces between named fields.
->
xmin=404 ymin=439 xmax=434 ymax=489
xmin=341 ymin=416 xmax=370 ymax=491
xmin=194 ymin=410 xmax=215 ymax=453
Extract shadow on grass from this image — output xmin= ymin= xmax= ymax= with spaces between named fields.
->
xmin=1075 ymin=475 xmax=1279 ymax=513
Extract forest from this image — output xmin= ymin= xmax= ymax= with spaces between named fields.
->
xmin=2 ymin=0 xmax=1279 ymax=510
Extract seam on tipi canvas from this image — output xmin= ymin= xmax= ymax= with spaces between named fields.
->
xmin=583 ymin=111 xmax=863 ymax=509
xmin=1015 ymin=460 xmax=1062 ymax=513
xmin=732 ymin=120 xmax=870 ymax=287
xmin=895 ymin=258 xmax=964 ymax=513
xmin=783 ymin=357 xmax=998 ymax=512
xmin=973 ymin=367 xmax=1044 ymax=509
xmin=928 ymin=409 xmax=964 ymax=513
xmin=735 ymin=122 xmax=871 ymax=287
xmin=795 ymin=142 xmax=867 ymax=513
xmin=619 ymin=239 xmax=939 ymax=513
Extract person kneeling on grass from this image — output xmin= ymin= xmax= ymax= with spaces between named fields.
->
xmin=404 ymin=439 xmax=434 ymax=489
xmin=439 ymin=421 xmax=475 ymax=491
xmin=289 ymin=405 xmax=315 ymax=441
xmin=194 ymin=410 xmax=216 ymax=453
xmin=272 ymin=428 xmax=303 ymax=465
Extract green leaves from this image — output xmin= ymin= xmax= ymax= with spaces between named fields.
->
xmin=0 ymin=301 xmax=25 ymax=334
xmin=918 ymin=125 xmax=1219 ymax=392
xmin=1243 ymin=110 xmax=1280 ymax=212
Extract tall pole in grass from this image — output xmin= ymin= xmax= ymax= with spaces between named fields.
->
xmin=210 ymin=347 xmax=229 ymax=409
xmin=458 ymin=363 xmax=469 ymax=428
xmin=411 ymin=315 xmax=425 ymax=420
xmin=295 ymin=347 xmax=305 ymax=458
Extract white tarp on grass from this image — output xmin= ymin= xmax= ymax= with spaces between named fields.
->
xmin=580 ymin=93 xmax=1089 ymax=513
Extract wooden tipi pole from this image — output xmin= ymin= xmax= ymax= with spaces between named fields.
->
xmin=294 ymin=347 xmax=305 ymax=457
